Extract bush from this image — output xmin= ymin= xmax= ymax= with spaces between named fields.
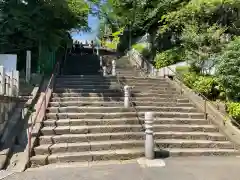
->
xmin=226 ymin=102 xmax=240 ymax=121
xmin=132 ymin=43 xmax=151 ymax=59
xmin=176 ymin=66 xmax=190 ymax=77
xmin=181 ymin=73 xmax=221 ymax=100
xmin=154 ymin=47 xmax=184 ymax=69
xmin=132 ymin=43 xmax=146 ymax=53
xmin=192 ymin=76 xmax=216 ymax=97
xmin=182 ymin=72 xmax=197 ymax=88
xmin=217 ymin=37 xmax=240 ymax=100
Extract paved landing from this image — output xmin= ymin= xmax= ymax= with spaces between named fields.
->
xmin=2 ymin=157 xmax=240 ymax=180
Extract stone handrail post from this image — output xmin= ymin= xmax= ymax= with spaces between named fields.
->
xmin=0 ymin=66 xmax=5 ymax=95
xmin=103 ymin=66 xmax=107 ymax=77
xmin=100 ymin=56 xmax=103 ymax=67
xmin=145 ymin=112 xmax=154 ymax=159
xmin=112 ymin=60 xmax=116 ymax=76
xmin=124 ymin=85 xmax=130 ymax=108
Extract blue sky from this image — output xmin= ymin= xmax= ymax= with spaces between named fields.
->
xmin=71 ymin=15 xmax=100 ymax=41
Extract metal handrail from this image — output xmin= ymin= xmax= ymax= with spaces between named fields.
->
xmin=27 ymin=49 xmax=67 ymax=162
xmin=164 ymin=66 xmax=240 ymax=128
xmin=115 ymin=72 xmax=145 ymax=130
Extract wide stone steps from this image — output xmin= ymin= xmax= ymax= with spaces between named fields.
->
xmin=54 ymin=85 xmax=174 ymax=90
xmin=48 ymin=101 xmax=193 ymax=107
xmin=34 ymin=139 xmax=234 ymax=156
xmin=52 ymin=92 xmax=180 ymax=98
xmin=56 ymin=76 xmax=164 ymax=81
xmin=50 ymin=97 xmax=190 ymax=103
xmin=40 ymin=124 xmax=219 ymax=136
xmin=55 ymin=80 xmax=167 ymax=85
xmin=46 ymin=106 xmax=198 ymax=113
xmin=29 ymin=67 xmax=239 ymax=168
xmin=39 ymin=132 xmax=228 ymax=145
xmin=43 ymin=118 xmax=210 ymax=126
xmin=46 ymin=111 xmax=205 ymax=119
xmin=30 ymin=147 xmax=239 ymax=167
xmin=53 ymin=88 xmax=178 ymax=94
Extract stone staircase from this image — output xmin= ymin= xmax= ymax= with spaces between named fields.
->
xmin=30 ymin=55 xmax=239 ymax=167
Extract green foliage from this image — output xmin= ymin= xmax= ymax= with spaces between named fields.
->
xmin=181 ymin=23 xmax=226 ymax=72
xmin=132 ymin=43 xmax=151 ymax=58
xmin=175 ymin=65 xmax=190 ymax=80
xmin=216 ymin=37 xmax=240 ymax=100
xmin=226 ymin=102 xmax=240 ymax=120
xmin=175 ymin=66 xmax=190 ymax=75
xmin=132 ymin=43 xmax=146 ymax=53
xmin=182 ymin=72 xmax=197 ymax=89
xmin=180 ymin=70 xmax=224 ymax=100
xmin=192 ymin=76 xmax=216 ymax=97
xmin=159 ymin=0 xmax=240 ymax=34
xmin=102 ymin=28 xmax=124 ymax=50
xmin=0 ymin=0 xmax=91 ymax=73
xmin=154 ymin=47 xmax=183 ymax=69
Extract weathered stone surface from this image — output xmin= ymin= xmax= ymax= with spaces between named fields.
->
xmin=30 ymin=70 xmax=238 ymax=168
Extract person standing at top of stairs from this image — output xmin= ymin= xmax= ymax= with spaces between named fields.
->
xmin=91 ymin=40 xmax=95 ymax=54
xmin=80 ymin=42 xmax=84 ymax=56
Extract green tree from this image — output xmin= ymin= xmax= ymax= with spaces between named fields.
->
xmin=216 ymin=37 xmax=240 ymax=100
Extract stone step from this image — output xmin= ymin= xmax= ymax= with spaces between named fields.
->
xmin=46 ymin=111 xmax=204 ymax=119
xmin=56 ymin=76 xmax=165 ymax=81
xmin=39 ymin=132 xmax=227 ymax=145
xmin=56 ymin=81 xmax=169 ymax=87
xmin=162 ymin=148 xmax=240 ymax=157
xmin=54 ymin=85 xmax=173 ymax=91
xmin=56 ymin=78 xmax=167 ymax=82
xmin=53 ymin=88 xmax=178 ymax=94
xmin=34 ymin=139 xmax=234 ymax=156
xmin=43 ymin=118 xmax=209 ymax=127
xmin=30 ymin=148 xmax=239 ymax=167
xmin=46 ymin=112 xmax=205 ymax=119
xmin=48 ymin=101 xmax=193 ymax=107
xmin=50 ymin=97 xmax=190 ymax=103
xmin=52 ymin=92 xmax=180 ymax=98
xmin=46 ymin=106 xmax=198 ymax=113
xmin=55 ymin=82 xmax=169 ymax=87
xmin=30 ymin=148 xmax=144 ymax=167
xmin=40 ymin=124 xmax=218 ymax=135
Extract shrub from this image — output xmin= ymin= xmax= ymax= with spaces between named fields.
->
xmin=154 ymin=47 xmax=184 ymax=69
xmin=192 ymin=76 xmax=216 ymax=98
xmin=132 ymin=43 xmax=151 ymax=59
xmin=175 ymin=66 xmax=190 ymax=77
xmin=226 ymin=102 xmax=240 ymax=121
xmin=132 ymin=43 xmax=146 ymax=53
xmin=182 ymin=72 xmax=197 ymax=88
xmin=182 ymin=73 xmax=221 ymax=100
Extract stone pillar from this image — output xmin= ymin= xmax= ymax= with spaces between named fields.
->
xmin=100 ymin=56 xmax=103 ymax=67
xmin=0 ymin=66 xmax=5 ymax=95
xmin=145 ymin=112 xmax=154 ymax=159
xmin=26 ymin=50 xmax=31 ymax=83
xmin=112 ymin=60 xmax=116 ymax=76
xmin=13 ymin=70 xmax=19 ymax=96
xmin=96 ymin=46 xmax=99 ymax=56
xmin=154 ymin=68 xmax=157 ymax=77
xmin=102 ymin=66 xmax=107 ymax=77
xmin=9 ymin=70 xmax=14 ymax=96
xmin=124 ymin=85 xmax=130 ymax=108
xmin=5 ymin=73 xmax=9 ymax=96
